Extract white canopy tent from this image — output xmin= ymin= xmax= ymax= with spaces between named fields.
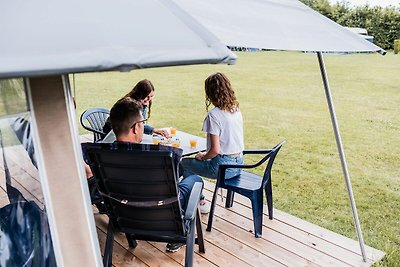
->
xmin=174 ymin=0 xmax=385 ymax=54
xmin=0 ymin=0 xmax=386 ymax=264
xmin=0 ymin=0 xmax=236 ymax=79
xmin=0 ymin=0 xmax=235 ymax=265
xmin=174 ymin=0 xmax=386 ymax=261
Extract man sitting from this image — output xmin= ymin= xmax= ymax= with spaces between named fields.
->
xmin=109 ymin=97 xmax=203 ymax=253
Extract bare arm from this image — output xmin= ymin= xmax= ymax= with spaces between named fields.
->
xmin=195 ymin=133 xmax=220 ymax=160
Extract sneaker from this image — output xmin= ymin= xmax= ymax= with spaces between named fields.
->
xmin=166 ymin=243 xmax=185 ymax=253
xmin=199 ymin=200 xmax=211 ymax=214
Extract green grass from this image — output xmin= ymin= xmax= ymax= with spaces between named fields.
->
xmin=74 ymin=51 xmax=400 ymax=266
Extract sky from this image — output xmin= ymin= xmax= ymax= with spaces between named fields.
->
xmin=328 ymin=0 xmax=400 ymax=7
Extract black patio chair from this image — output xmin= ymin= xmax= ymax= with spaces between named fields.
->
xmin=206 ymin=141 xmax=285 ymax=238
xmin=82 ymin=142 xmax=205 ymax=267
xmin=80 ymin=108 xmax=110 ymax=142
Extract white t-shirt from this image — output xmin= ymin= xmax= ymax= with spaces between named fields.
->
xmin=202 ymin=107 xmax=244 ymax=155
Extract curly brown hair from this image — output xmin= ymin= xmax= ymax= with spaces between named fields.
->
xmin=125 ymin=79 xmax=154 ymax=118
xmin=204 ymin=72 xmax=239 ymax=112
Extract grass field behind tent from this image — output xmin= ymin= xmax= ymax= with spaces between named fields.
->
xmin=74 ymin=51 xmax=400 ymax=266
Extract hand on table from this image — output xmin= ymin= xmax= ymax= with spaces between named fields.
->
xmin=154 ymin=128 xmax=171 ymax=138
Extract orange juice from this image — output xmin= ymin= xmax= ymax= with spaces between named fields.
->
xmin=152 ymin=135 xmax=159 ymax=145
xmin=170 ymin=127 xmax=176 ymax=135
xmin=189 ymin=139 xmax=197 ymax=148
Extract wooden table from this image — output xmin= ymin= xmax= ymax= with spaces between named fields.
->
xmin=101 ymin=128 xmax=206 ymax=156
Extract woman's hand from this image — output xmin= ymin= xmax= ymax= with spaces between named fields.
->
xmin=153 ymin=128 xmax=171 ymax=138
xmin=195 ymin=152 xmax=205 ymax=161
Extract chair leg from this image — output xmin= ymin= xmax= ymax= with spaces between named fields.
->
xmin=265 ymin=177 xmax=273 ymax=220
xmin=251 ymin=195 xmax=264 ymax=238
xmin=206 ymin=182 xmax=219 ymax=232
xmin=125 ymin=233 xmax=137 ymax=248
xmin=195 ymin=208 xmax=205 ymax=253
xmin=185 ymin=218 xmax=196 ymax=267
xmin=103 ymin=220 xmax=115 ymax=267
xmin=225 ymin=190 xmax=235 ymax=208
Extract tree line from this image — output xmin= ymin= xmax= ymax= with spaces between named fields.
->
xmin=300 ymin=0 xmax=400 ymax=50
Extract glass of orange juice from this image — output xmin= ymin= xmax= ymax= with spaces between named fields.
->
xmin=170 ymin=127 xmax=177 ymax=135
xmin=189 ymin=138 xmax=197 ymax=148
xmin=171 ymin=137 xmax=180 ymax=148
xmin=152 ymin=135 xmax=159 ymax=145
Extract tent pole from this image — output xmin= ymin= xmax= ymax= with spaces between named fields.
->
xmin=316 ymin=52 xmax=367 ymax=262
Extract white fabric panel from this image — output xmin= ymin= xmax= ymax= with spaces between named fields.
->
xmin=174 ymin=0 xmax=385 ymax=54
xmin=0 ymin=0 xmax=236 ymax=79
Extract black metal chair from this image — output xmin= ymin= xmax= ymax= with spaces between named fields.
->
xmin=82 ymin=142 xmax=205 ymax=267
xmin=80 ymin=108 xmax=110 ymax=142
xmin=206 ymin=141 xmax=285 ymax=238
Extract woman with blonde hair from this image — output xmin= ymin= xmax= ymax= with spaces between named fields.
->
xmin=182 ymin=72 xmax=244 ymax=213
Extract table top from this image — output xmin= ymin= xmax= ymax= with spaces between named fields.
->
xmin=101 ymin=128 xmax=207 ymax=156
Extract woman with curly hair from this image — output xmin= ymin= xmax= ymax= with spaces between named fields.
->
xmin=182 ymin=72 xmax=244 ymax=213
xmin=103 ymin=79 xmax=169 ymax=138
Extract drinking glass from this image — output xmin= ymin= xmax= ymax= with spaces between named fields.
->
xmin=189 ymin=138 xmax=197 ymax=148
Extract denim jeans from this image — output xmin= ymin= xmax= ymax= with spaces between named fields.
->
xmin=178 ymin=174 xmax=203 ymax=212
xmin=182 ymin=154 xmax=243 ymax=180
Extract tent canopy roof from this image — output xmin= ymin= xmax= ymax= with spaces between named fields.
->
xmin=0 ymin=0 xmax=236 ymax=79
xmin=174 ymin=0 xmax=385 ymax=54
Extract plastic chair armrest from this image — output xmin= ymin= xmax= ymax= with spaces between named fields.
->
xmin=243 ymin=149 xmax=272 ymax=155
xmin=184 ymin=182 xmax=203 ymax=220
xmin=82 ymin=126 xmax=105 ymax=136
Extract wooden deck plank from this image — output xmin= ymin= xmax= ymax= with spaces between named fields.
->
xmin=0 ymin=182 xmax=9 ymax=207
xmin=200 ymin=220 xmax=285 ymax=266
xmin=271 ymin=209 xmax=385 ymax=262
xmin=201 ymin=216 xmax=318 ymax=266
xmin=0 ymin=145 xmax=44 ymax=207
xmin=203 ymin=191 xmax=351 ymax=266
xmin=150 ymin=241 xmax=216 ymax=267
xmin=95 ymin=213 xmax=216 ymax=266
xmin=203 ymin=181 xmax=384 ymax=266
xmin=96 ymin=225 xmax=148 ymax=267
xmin=217 ymin=183 xmax=384 ymax=262
xmin=204 ymin=192 xmax=372 ymax=266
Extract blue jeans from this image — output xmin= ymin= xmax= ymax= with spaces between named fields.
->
xmin=182 ymin=154 xmax=243 ymax=180
xmin=178 ymin=174 xmax=203 ymax=212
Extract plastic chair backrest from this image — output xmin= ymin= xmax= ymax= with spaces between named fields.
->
xmin=261 ymin=141 xmax=284 ymax=186
xmin=82 ymin=142 xmax=186 ymax=239
xmin=80 ymin=108 xmax=110 ymax=142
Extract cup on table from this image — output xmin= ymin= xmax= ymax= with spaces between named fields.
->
xmin=152 ymin=135 xmax=159 ymax=145
xmin=171 ymin=137 xmax=180 ymax=148
xmin=159 ymin=136 xmax=168 ymax=145
xmin=189 ymin=138 xmax=197 ymax=148
xmin=170 ymin=127 xmax=177 ymax=135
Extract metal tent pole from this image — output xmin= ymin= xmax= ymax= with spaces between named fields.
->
xmin=316 ymin=52 xmax=367 ymax=262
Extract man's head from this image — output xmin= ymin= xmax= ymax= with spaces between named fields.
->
xmin=110 ymin=97 xmax=145 ymax=143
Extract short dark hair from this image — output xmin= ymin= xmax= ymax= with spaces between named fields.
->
xmin=110 ymin=97 xmax=143 ymax=136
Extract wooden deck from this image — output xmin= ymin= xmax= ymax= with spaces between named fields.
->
xmin=91 ymin=179 xmax=385 ymax=267
xmin=1 ymin=138 xmax=386 ymax=266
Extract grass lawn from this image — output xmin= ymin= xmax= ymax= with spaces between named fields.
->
xmin=74 ymin=51 xmax=400 ymax=266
